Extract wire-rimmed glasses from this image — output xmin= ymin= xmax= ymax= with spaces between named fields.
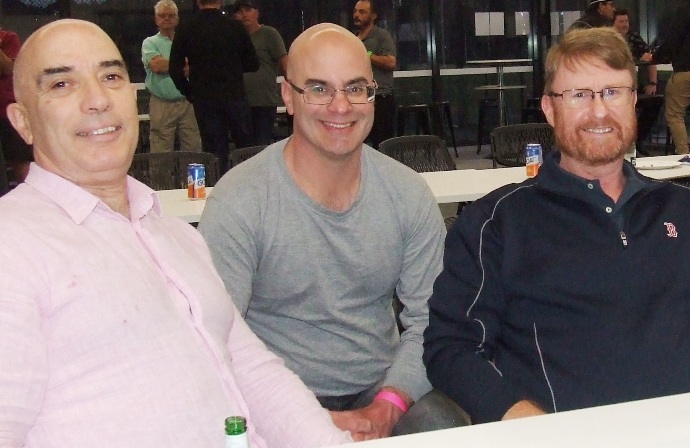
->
xmin=286 ymin=79 xmax=377 ymax=105
xmin=546 ymin=87 xmax=635 ymax=109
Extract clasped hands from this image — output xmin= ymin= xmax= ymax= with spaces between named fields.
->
xmin=329 ymin=389 xmax=409 ymax=441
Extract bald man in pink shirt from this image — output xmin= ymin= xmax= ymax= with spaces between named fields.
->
xmin=0 ymin=19 xmax=352 ymax=448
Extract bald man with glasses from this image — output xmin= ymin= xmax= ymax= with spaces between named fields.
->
xmin=425 ymin=27 xmax=690 ymax=424
xmin=198 ymin=23 xmax=467 ymax=441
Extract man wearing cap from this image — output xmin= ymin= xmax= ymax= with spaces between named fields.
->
xmin=353 ymin=0 xmax=396 ymax=149
xmin=169 ymin=0 xmax=259 ymax=173
xmin=142 ymin=0 xmax=202 ymax=153
xmin=570 ymin=0 xmax=615 ymax=30
xmin=233 ymin=0 xmax=288 ymax=146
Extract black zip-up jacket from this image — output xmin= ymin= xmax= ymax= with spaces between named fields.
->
xmin=169 ymin=8 xmax=259 ymax=102
xmin=424 ymin=152 xmax=690 ymax=424
xmin=651 ymin=0 xmax=690 ymax=72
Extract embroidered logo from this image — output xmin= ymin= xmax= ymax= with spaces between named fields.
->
xmin=664 ymin=222 xmax=678 ymax=238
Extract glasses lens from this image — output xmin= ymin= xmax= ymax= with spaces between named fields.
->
xmin=346 ymin=85 xmax=371 ymax=104
xmin=303 ymin=85 xmax=332 ymax=105
xmin=603 ymin=87 xmax=633 ymax=105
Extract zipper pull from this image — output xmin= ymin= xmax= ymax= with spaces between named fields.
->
xmin=620 ymin=231 xmax=628 ymax=247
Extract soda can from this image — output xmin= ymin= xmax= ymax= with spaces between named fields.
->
xmin=187 ymin=163 xmax=206 ymax=200
xmin=525 ymin=143 xmax=543 ymax=178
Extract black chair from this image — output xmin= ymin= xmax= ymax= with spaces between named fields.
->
xmin=229 ymin=145 xmax=267 ymax=169
xmin=128 ymin=151 xmax=220 ymax=190
xmin=379 ymin=135 xmax=456 ymax=173
xmin=490 ymin=123 xmax=556 ymax=168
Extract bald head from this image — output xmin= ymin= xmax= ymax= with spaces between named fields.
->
xmin=286 ymin=23 xmax=370 ymax=81
xmin=14 ymin=19 xmax=125 ymax=104
xmin=7 ymin=19 xmax=139 ymax=191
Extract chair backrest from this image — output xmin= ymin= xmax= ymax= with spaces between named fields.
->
xmin=229 ymin=145 xmax=267 ymax=169
xmin=490 ymin=123 xmax=556 ymax=168
xmin=128 ymin=151 xmax=220 ymax=190
xmin=378 ymin=135 xmax=456 ymax=173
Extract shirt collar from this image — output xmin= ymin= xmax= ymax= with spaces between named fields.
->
xmin=24 ymin=162 xmax=161 ymax=224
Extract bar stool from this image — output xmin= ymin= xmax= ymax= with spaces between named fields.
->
xmin=396 ymin=101 xmax=458 ymax=157
xmin=476 ymin=98 xmax=499 ymax=154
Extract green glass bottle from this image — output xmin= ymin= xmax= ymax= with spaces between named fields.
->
xmin=225 ymin=416 xmax=249 ymax=448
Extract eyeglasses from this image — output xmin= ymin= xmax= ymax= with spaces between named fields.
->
xmin=546 ymin=87 xmax=635 ymax=108
xmin=286 ymin=79 xmax=377 ymax=105
xmin=156 ymin=13 xmax=177 ymax=19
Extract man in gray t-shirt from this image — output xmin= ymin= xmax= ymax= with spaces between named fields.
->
xmin=233 ymin=0 xmax=288 ymax=146
xmin=354 ymin=0 xmax=397 ymax=149
xmin=199 ymin=23 xmax=466 ymax=441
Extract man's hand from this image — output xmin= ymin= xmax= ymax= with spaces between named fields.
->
xmin=502 ymin=400 xmax=546 ymax=420
xmin=329 ymin=410 xmax=375 ymax=441
xmin=640 ymin=52 xmax=653 ymax=62
xmin=329 ymin=398 xmax=404 ymax=441
xmin=643 ymin=84 xmax=658 ymax=95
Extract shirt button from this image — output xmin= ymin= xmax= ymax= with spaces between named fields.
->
xmin=587 ymin=183 xmax=594 ymax=189
xmin=605 ymin=206 xmax=613 ymax=213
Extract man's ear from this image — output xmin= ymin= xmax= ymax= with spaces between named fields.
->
xmin=281 ymin=81 xmax=295 ymax=116
xmin=541 ymin=95 xmax=556 ymax=127
xmin=6 ymin=103 xmax=34 ymax=145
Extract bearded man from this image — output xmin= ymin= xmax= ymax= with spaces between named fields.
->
xmin=424 ymin=27 xmax=690 ymax=424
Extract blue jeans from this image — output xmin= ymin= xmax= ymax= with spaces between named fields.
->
xmin=251 ymin=106 xmax=278 ymax=146
xmin=193 ymin=97 xmax=252 ymax=174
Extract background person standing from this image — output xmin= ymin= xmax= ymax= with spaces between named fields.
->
xmin=170 ymin=0 xmax=259 ymax=173
xmin=142 ymin=0 xmax=202 ymax=153
xmin=569 ymin=0 xmax=615 ymax=30
xmin=641 ymin=0 xmax=690 ymax=155
xmin=353 ymin=0 xmax=396 ymax=149
xmin=233 ymin=0 xmax=288 ymax=147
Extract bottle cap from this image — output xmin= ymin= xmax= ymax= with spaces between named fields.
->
xmin=225 ymin=416 xmax=247 ymax=436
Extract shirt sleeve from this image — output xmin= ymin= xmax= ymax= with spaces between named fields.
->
xmin=141 ymin=36 xmax=162 ymax=67
xmin=376 ymin=29 xmax=397 ymax=58
xmin=383 ymin=183 xmax=444 ymax=402
xmin=652 ymin=4 xmax=690 ymax=63
xmin=227 ymin=303 xmax=352 ymax=447
xmin=423 ymin=199 xmax=525 ymax=423
xmin=1 ymin=32 xmax=21 ymax=60
xmin=0 ymin=235 xmax=49 ymax=447
xmin=197 ymin=182 xmax=259 ymax=317
xmin=266 ymin=28 xmax=287 ymax=61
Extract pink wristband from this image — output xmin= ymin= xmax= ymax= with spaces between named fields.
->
xmin=374 ymin=390 xmax=409 ymax=413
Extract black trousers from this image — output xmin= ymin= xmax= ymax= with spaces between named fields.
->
xmin=367 ymin=93 xmax=396 ymax=149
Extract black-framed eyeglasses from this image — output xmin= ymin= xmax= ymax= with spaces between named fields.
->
xmin=286 ymin=79 xmax=377 ymax=105
xmin=546 ymin=86 xmax=635 ymax=109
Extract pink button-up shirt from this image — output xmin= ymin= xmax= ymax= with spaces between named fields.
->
xmin=0 ymin=164 xmax=352 ymax=448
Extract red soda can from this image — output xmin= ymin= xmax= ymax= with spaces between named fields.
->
xmin=187 ymin=163 xmax=206 ymax=200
